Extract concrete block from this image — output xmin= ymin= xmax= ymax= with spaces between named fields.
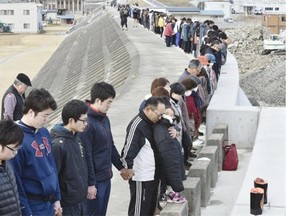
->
xmin=206 ymin=133 xmax=225 ymax=171
xmin=212 ymin=123 xmax=228 ymax=141
xmin=187 ymin=160 xmax=211 ymax=207
xmin=160 ymin=201 xmax=188 ymax=216
xmin=181 ymin=177 xmax=201 ymax=216
xmin=198 ymin=146 xmax=218 ymax=188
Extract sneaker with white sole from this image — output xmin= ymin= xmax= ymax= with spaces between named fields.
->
xmin=167 ymin=192 xmax=186 ymax=204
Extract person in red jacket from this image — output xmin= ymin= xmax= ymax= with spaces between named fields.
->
xmin=164 ymin=19 xmax=174 ymax=47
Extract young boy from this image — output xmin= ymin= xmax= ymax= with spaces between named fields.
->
xmin=79 ymin=82 xmax=132 ymax=215
xmin=51 ymin=99 xmax=88 ymax=215
xmin=0 ymin=120 xmax=24 ymax=215
xmin=10 ymin=88 xmax=62 ymax=216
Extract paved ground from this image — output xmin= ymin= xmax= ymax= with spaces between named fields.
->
xmin=106 ymin=7 xmax=253 ymax=216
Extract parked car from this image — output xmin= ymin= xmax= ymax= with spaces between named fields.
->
xmin=254 ymin=8 xmax=263 ymax=15
xmin=42 ymin=21 xmax=47 ymax=27
xmin=0 ymin=22 xmax=11 ymax=32
xmin=224 ymin=18 xmax=233 ymax=23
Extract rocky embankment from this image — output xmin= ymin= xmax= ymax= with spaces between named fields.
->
xmin=226 ymin=24 xmax=286 ymax=107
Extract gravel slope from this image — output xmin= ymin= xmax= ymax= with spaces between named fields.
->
xmin=226 ymin=24 xmax=286 ymax=107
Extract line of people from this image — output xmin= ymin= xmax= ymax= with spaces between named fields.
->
xmin=1 ymin=60 xmax=212 ymax=215
xmin=0 ymin=12 xmax=231 ymax=216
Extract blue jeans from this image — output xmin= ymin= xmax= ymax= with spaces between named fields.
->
xmin=86 ymin=180 xmax=111 ymax=216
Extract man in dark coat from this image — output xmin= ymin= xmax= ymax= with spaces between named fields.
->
xmin=1 ymin=73 xmax=31 ymax=121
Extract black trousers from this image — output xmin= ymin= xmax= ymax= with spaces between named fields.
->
xmin=62 ymin=201 xmax=86 ymax=216
xmin=128 ymin=179 xmax=159 ymax=216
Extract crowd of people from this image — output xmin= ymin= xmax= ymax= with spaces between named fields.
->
xmin=0 ymin=4 xmax=232 ymax=216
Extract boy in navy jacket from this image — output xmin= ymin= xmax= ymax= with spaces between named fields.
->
xmin=10 ymin=88 xmax=62 ymax=216
xmin=79 ymin=82 xmax=133 ymax=216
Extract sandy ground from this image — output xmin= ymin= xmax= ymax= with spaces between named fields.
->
xmin=0 ymin=25 xmax=71 ymax=105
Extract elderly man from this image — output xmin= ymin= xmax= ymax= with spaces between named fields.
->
xmin=1 ymin=73 xmax=32 ymax=121
xmin=178 ymin=59 xmax=202 ymax=85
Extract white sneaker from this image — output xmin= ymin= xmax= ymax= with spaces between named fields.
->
xmin=193 ymin=139 xmax=204 ymax=148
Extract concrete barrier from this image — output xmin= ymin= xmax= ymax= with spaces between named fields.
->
xmin=206 ymin=133 xmax=225 ymax=171
xmin=212 ymin=123 xmax=228 ymax=142
xmin=188 ymin=160 xmax=211 ymax=207
xmin=206 ymin=52 xmax=260 ymax=149
xmin=159 ymin=201 xmax=189 ymax=216
xmin=198 ymin=146 xmax=218 ymax=188
xmin=181 ymin=177 xmax=201 ymax=216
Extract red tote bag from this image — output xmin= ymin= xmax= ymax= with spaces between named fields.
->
xmin=223 ymin=144 xmax=238 ymax=170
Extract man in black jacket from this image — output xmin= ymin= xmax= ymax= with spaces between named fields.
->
xmin=51 ymin=100 xmax=89 ymax=215
xmin=121 ymin=96 xmax=166 ymax=216
xmin=0 ymin=119 xmax=24 ymax=216
xmin=1 ymin=73 xmax=32 ymax=121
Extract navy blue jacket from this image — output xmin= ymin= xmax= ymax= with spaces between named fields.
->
xmin=79 ymin=103 xmax=123 ymax=186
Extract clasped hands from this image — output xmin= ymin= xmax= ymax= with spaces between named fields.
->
xmin=120 ymin=168 xmax=134 ymax=180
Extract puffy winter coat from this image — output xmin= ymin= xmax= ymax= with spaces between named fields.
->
xmin=153 ymin=118 xmax=186 ymax=192
xmin=0 ymin=161 xmax=22 ymax=216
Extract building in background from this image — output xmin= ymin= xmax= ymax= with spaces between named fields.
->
xmin=262 ymin=13 xmax=286 ymax=34
xmin=231 ymin=0 xmax=286 ymax=15
xmin=0 ymin=2 xmax=43 ymax=33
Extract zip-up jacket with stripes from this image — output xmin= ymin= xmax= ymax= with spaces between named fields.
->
xmin=121 ymin=112 xmax=159 ymax=182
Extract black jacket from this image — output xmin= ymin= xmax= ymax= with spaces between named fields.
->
xmin=1 ymin=85 xmax=24 ymax=121
xmin=0 ymin=161 xmax=22 ymax=216
xmin=121 ymin=112 xmax=160 ymax=181
xmin=153 ymin=118 xmax=186 ymax=192
xmin=51 ymin=124 xmax=88 ymax=207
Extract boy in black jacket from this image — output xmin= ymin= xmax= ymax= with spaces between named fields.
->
xmin=51 ymin=99 xmax=89 ymax=215
xmin=0 ymin=120 xmax=23 ymax=216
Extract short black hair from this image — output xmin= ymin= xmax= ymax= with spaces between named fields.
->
xmin=144 ymin=96 xmax=165 ymax=110
xmin=23 ymin=88 xmax=57 ymax=115
xmin=0 ymin=120 xmax=23 ymax=149
xmin=61 ymin=100 xmax=88 ymax=125
xmin=90 ymin=82 xmax=116 ymax=103
xmin=170 ymin=82 xmax=185 ymax=96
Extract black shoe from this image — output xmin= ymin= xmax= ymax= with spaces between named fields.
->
xmin=184 ymin=160 xmax=192 ymax=167
xmin=159 ymin=193 xmax=167 ymax=202
xmin=189 ymin=152 xmax=197 ymax=158
xmin=198 ymin=131 xmax=204 ymax=136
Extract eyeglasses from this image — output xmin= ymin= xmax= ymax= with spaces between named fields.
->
xmin=194 ymin=67 xmax=202 ymax=74
xmin=78 ymin=118 xmax=88 ymax=123
xmin=152 ymin=110 xmax=163 ymax=119
xmin=5 ymin=145 xmax=21 ymax=153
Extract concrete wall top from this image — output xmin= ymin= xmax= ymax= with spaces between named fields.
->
xmin=206 ymin=51 xmax=260 ymax=148
xmin=230 ymin=107 xmax=286 ymax=215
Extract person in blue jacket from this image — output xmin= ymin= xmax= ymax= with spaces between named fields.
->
xmin=10 ymin=88 xmax=62 ymax=216
xmin=79 ymin=82 xmax=133 ymax=216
